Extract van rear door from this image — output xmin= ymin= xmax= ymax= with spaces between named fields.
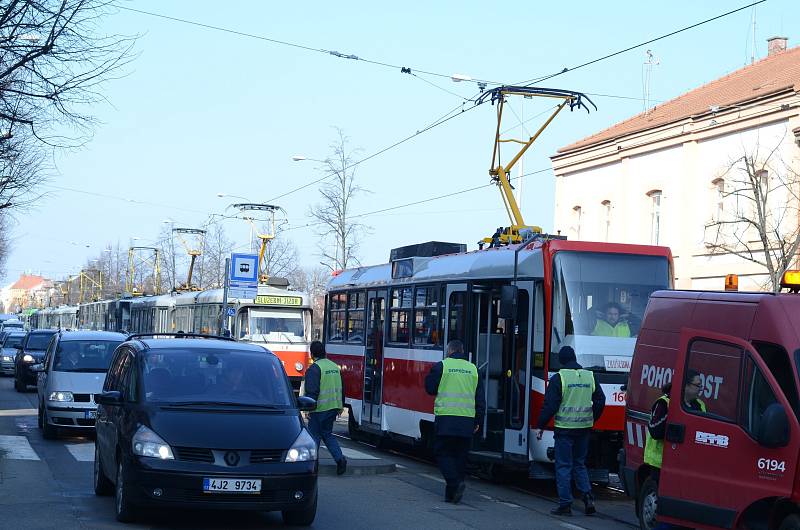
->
xmin=658 ymin=328 xmax=798 ymax=529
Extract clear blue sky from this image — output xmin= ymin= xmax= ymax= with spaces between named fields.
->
xmin=4 ymin=0 xmax=798 ymax=282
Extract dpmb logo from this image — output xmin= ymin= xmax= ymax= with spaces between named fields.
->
xmin=695 ymin=431 xmax=729 ymax=448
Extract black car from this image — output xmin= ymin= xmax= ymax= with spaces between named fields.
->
xmin=15 ymin=329 xmax=58 ymax=392
xmin=94 ymin=335 xmax=318 ymax=525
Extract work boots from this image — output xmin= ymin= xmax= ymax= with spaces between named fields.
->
xmin=550 ymin=505 xmax=572 ymax=516
xmin=583 ymin=492 xmax=596 ymax=515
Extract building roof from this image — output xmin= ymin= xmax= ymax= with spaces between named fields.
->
xmin=558 ymin=45 xmax=800 ymax=154
xmin=10 ymin=274 xmax=46 ymax=291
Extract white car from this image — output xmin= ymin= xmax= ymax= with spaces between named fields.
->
xmin=34 ymin=330 xmax=125 ymax=439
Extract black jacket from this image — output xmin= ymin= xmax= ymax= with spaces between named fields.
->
xmin=535 ymin=360 xmax=606 ymax=431
xmin=303 ymin=358 xmax=345 ymax=410
xmin=425 ymin=352 xmax=486 ymax=438
xmin=648 ymin=394 xmax=704 ymax=440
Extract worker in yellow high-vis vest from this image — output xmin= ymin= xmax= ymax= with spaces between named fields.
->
xmin=535 ymin=346 xmax=606 ymax=517
xmin=425 ymin=339 xmax=486 ymax=504
xmin=303 ymin=341 xmax=347 ymax=475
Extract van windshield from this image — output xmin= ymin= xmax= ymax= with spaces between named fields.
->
xmin=551 ymin=252 xmax=670 ymax=372
xmin=142 ymin=349 xmax=293 ymax=407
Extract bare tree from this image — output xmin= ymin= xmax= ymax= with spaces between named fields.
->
xmin=288 ymin=265 xmax=329 ymax=339
xmin=261 ymin=229 xmax=300 ymax=279
xmin=198 ymin=219 xmax=234 ymax=289
xmin=308 ymin=128 xmax=370 ymax=271
xmin=704 ymin=135 xmax=800 ymax=292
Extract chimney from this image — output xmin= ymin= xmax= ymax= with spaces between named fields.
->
xmin=767 ymin=36 xmax=788 ymax=56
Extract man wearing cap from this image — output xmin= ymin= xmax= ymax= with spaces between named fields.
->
xmin=536 ymin=346 xmax=606 ymax=516
xmin=425 ymin=339 xmax=486 ymax=504
xmin=303 ymin=341 xmax=347 ymax=475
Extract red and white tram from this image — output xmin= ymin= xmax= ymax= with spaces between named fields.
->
xmin=324 ymin=238 xmax=672 ymax=479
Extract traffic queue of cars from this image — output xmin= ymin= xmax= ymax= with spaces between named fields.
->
xmin=6 ymin=328 xmax=320 ymax=526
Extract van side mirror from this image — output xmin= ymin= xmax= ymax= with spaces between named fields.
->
xmin=757 ymin=403 xmax=790 ymax=448
xmin=297 ymin=396 xmax=316 ymax=412
xmin=499 ymin=285 xmax=518 ymax=319
xmin=96 ymin=391 xmax=123 ymax=406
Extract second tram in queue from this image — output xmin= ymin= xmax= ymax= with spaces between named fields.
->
xmin=324 ymin=238 xmax=672 ymax=480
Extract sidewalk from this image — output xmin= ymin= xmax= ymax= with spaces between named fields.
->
xmin=317 ymin=432 xmax=396 ymax=476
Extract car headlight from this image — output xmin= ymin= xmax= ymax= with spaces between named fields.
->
xmin=22 ymin=354 xmax=34 ymax=362
xmin=294 ymin=362 xmax=304 ymax=372
xmin=48 ymin=391 xmax=74 ymax=402
xmin=132 ymin=425 xmax=174 ymax=460
xmin=285 ymin=429 xmax=317 ymax=462
xmin=2 ymin=355 xmax=11 ymax=361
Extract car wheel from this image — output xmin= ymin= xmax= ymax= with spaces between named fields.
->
xmin=93 ymin=444 xmax=113 ymax=496
xmin=637 ymin=476 xmax=659 ymax=530
xmin=779 ymin=514 xmax=800 ymax=530
xmin=41 ymin=407 xmax=57 ymax=440
xmin=282 ymin=491 xmax=317 ymax=526
xmin=115 ymin=459 xmax=136 ymax=522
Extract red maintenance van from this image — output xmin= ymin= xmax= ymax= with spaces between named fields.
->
xmin=622 ymin=274 xmax=800 ymax=530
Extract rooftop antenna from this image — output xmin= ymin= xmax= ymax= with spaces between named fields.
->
xmin=751 ymin=6 xmax=757 ymax=64
xmin=642 ymin=49 xmax=659 ymax=114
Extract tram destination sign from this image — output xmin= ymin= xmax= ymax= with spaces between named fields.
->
xmin=255 ymin=295 xmax=302 ymax=306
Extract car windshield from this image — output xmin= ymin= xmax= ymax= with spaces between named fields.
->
xmin=551 ymin=252 xmax=670 ymax=372
xmin=3 ymin=335 xmax=23 ymax=349
xmin=241 ymin=308 xmax=305 ymax=343
xmin=25 ymin=333 xmax=54 ymax=350
xmin=142 ymin=348 xmax=293 ymax=407
xmin=53 ymin=340 xmax=122 ymax=372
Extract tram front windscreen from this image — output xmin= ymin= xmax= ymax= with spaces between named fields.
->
xmin=550 ymin=251 xmax=670 ymax=372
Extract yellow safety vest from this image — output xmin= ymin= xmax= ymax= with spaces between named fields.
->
xmin=555 ymin=369 xmax=595 ymax=429
xmin=644 ymin=396 xmax=706 ymax=469
xmin=434 ymin=358 xmax=478 ymax=417
xmin=314 ymin=358 xmax=343 ymax=413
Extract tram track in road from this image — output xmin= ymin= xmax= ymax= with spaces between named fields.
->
xmin=333 ymin=430 xmax=637 ymax=528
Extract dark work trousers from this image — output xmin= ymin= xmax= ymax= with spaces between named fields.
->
xmin=307 ymin=410 xmax=344 ymax=463
xmin=554 ymin=429 xmax=591 ymax=507
xmin=434 ymin=435 xmax=471 ymax=498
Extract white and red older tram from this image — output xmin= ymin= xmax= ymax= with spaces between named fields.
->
xmin=324 ymin=238 xmax=672 ymax=479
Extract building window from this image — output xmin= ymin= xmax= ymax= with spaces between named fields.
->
xmin=712 ymin=178 xmax=725 ymax=221
xmin=572 ymin=205 xmax=582 ymax=239
xmin=601 ymin=200 xmax=611 ymax=242
xmin=647 ymin=190 xmax=662 ymax=245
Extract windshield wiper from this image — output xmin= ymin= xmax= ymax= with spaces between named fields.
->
xmin=165 ymin=401 xmax=283 ymax=409
xmin=279 ymin=332 xmax=299 ymax=344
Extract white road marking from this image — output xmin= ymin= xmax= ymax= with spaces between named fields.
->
xmin=559 ymin=523 xmax=587 ymax=530
xmin=320 ymin=446 xmax=379 ymax=460
xmin=66 ymin=443 xmax=94 ymax=462
xmin=395 ymin=464 xmax=407 ymax=469
xmin=421 ymin=472 xmax=446 ymax=484
xmin=499 ymin=502 xmax=520 ymax=508
xmin=0 ymin=435 xmax=40 ymax=460
xmin=480 ymin=494 xmax=494 ymax=500
xmin=0 ymin=408 xmax=37 ymax=417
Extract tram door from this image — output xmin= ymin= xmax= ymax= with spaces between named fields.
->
xmin=361 ymin=290 xmax=386 ymax=428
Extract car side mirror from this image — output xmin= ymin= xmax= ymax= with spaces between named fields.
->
xmin=757 ymin=403 xmax=790 ymax=448
xmin=30 ymin=364 xmax=44 ymax=373
xmin=297 ymin=396 xmax=316 ymax=412
xmin=96 ymin=391 xmax=123 ymax=406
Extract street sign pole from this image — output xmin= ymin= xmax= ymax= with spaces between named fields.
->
xmin=220 ymin=257 xmax=230 ymax=336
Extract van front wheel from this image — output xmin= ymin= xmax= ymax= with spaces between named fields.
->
xmin=637 ymin=477 xmax=659 ymax=530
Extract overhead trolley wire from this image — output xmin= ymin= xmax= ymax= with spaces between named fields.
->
xmin=518 ymin=0 xmax=767 ymax=86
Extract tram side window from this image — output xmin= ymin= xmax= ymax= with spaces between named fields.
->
xmin=448 ymin=291 xmax=467 ymax=343
xmin=413 ymin=286 xmax=440 ymax=347
xmin=389 ymin=287 xmax=412 ymax=345
xmin=327 ymin=292 xmax=347 ymax=342
xmin=347 ymin=292 xmax=365 ymax=343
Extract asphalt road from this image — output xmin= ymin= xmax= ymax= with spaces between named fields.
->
xmin=0 ymin=375 xmax=638 ymax=529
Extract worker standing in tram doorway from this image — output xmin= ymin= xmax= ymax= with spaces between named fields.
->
xmin=425 ymin=339 xmax=486 ymax=504
xmin=536 ymin=346 xmax=606 ymax=516
xmin=303 ymin=341 xmax=347 ymax=475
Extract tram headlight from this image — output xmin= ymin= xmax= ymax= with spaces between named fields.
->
xmin=294 ymin=362 xmax=304 ymax=373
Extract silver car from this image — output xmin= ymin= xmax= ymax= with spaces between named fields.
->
xmin=35 ymin=330 xmax=125 ymax=438
xmin=1 ymin=331 xmax=25 ymax=375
